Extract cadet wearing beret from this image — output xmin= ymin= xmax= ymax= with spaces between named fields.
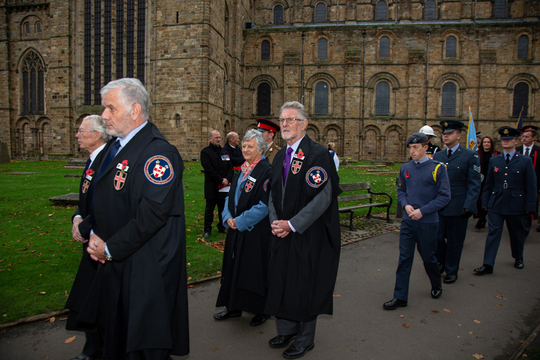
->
xmin=257 ymin=118 xmax=281 ymax=164
xmin=433 ymin=120 xmax=481 ymax=284
xmin=384 ymin=133 xmax=450 ymax=310
xmin=474 ymin=127 xmax=537 ymax=274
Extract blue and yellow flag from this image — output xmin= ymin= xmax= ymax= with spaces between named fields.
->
xmin=467 ymin=107 xmax=477 ymax=150
xmin=516 ymin=107 xmax=524 ymax=130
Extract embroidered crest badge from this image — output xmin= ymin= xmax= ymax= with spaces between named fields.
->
xmin=291 ymin=159 xmax=303 ymax=175
xmin=144 ymin=155 xmax=175 ymax=186
xmin=245 ymin=179 xmax=254 ymax=193
xmin=305 ymin=166 xmax=328 ymax=188
xmin=114 ymin=170 xmax=127 ymax=191
xmin=82 ymin=179 xmax=90 ymax=194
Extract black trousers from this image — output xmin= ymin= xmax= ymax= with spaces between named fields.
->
xmin=204 ymin=198 xmax=226 ymax=233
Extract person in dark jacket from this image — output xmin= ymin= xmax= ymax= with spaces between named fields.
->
xmin=474 ymin=127 xmax=537 ymax=275
xmin=85 ymin=78 xmax=189 ymax=359
xmin=433 ymin=120 xmax=481 ymax=284
xmin=515 ymin=125 xmax=540 ymax=235
xmin=214 ymin=129 xmax=272 ymax=327
xmin=201 ymin=130 xmax=234 ymax=238
xmin=265 ymin=101 xmax=341 ymax=359
xmin=383 ymin=133 xmax=450 ymax=311
xmin=66 ymin=115 xmax=110 ymax=360
xmin=475 ymin=136 xmax=498 ymax=229
xmin=223 ymin=131 xmax=245 ymax=170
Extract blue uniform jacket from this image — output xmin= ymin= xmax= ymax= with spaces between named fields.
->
xmin=433 ymin=145 xmax=481 ymax=216
xmin=482 ymin=152 xmax=537 ymax=215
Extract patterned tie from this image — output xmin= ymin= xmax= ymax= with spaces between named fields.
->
xmin=283 ymin=147 xmax=294 ymax=184
xmin=525 ymin=147 xmax=530 ymax=157
xmin=447 ymin=149 xmax=453 ymax=157
xmin=506 ymin=153 xmax=510 ymax=164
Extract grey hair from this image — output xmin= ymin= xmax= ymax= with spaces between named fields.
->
xmin=100 ymin=78 xmax=149 ymax=120
xmin=209 ymin=130 xmax=220 ymax=138
xmin=279 ymin=101 xmax=308 ymax=121
xmin=83 ymin=115 xmax=112 ymax=143
xmin=226 ymin=132 xmax=238 ymax=142
xmin=243 ymin=129 xmax=268 ymax=154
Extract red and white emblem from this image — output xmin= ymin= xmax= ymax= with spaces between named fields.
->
xmin=312 ymin=172 xmax=322 ymax=183
xmin=153 ymin=161 xmax=169 ymax=178
xmin=114 ymin=170 xmax=127 ymax=191
xmin=144 ymin=155 xmax=175 ymax=186
xmin=291 ymin=159 xmax=302 ymax=175
xmin=245 ymin=180 xmax=254 ymax=193
xmin=82 ymin=179 xmax=90 ymax=194
xmin=305 ymin=166 xmax=328 ymax=188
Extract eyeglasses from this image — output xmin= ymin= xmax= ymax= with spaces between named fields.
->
xmin=278 ymin=118 xmax=303 ymax=124
xmin=77 ymin=129 xmax=95 ymax=134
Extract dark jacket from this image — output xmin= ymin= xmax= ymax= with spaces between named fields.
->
xmin=433 ymin=145 xmax=481 ymax=216
xmin=516 ymin=144 xmax=540 ymax=193
xmin=201 ymin=143 xmax=234 ymax=199
xmin=265 ymin=135 xmax=341 ymax=322
xmin=78 ymin=123 xmax=189 ymax=357
xmin=223 ymin=142 xmax=245 ymax=168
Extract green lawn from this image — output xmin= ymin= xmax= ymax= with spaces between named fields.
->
xmin=0 ymin=159 xmax=400 ymax=324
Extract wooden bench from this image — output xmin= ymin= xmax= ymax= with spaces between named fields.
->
xmin=338 ymin=182 xmax=393 ymax=230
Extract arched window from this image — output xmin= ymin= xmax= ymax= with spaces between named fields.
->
xmin=274 ymin=5 xmax=284 ymax=24
xmin=318 ymin=38 xmax=328 ymax=60
xmin=513 ymin=82 xmax=529 ymax=118
xmin=518 ymin=35 xmax=528 ymax=58
xmin=379 ymin=36 xmax=390 ymax=58
xmin=36 ymin=22 xmax=42 ymax=33
xmin=441 ymin=82 xmax=457 ymax=117
xmin=493 ymin=0 xmax=506 ymax=17
xmin=446 ymin=36 xmax=456 ymax=58
xmin=25 ymin=22 xmax=30 ymax=34
xmin=261 ymin=40 xmax=270 ymax=61
xmin=314 ymin=82 xmax=329 ymax=114
xmin=257 ymin=83 xmax=271 ymax=115
xmin=375 ymin=81 xmax=390 ymax=115
xmin=22 ymin=52 xmax=45 ymax=115
xmin=425 ymin=0 xmax=436 ymax=19
xmin=315 ymin=2 xmax=326 ymax=22
xmin=376 ymin=1 xmax=388 ymax=20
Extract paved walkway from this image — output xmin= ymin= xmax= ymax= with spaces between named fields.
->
xmin=1 ymin=220 xmax=539 ymax=360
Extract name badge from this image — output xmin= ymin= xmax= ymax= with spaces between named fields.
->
xmin=221 ymin=154 xmax=230 ymax=161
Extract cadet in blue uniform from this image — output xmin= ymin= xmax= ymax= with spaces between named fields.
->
xmin=474 ymin=127 xmax=537 ymax=275
xmin=383 ymin=133 xmax=450 ymax=310
xmin=433 ymin=120 xmax=481 ymax=284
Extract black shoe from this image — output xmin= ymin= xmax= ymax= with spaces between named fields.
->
xmin=283 ymin=344 xmax=315 ymax=359
xmin=269 ymin=334 xmax=297 ymax=348
xmin=536 ymin=226 xmax=540 ymax=232
xmin=250 ymin=314 xmax=268 ymax=326
xmin=474 ymin=264 xmax=493 ymax=275
xmin=438 ymin=263 xmax=445 ymax=275
xmin=70 ymin=354 xmax=93 ymax=360
xmin=218 ymin=228 xmax=227 ymax=234
xmin=514 ymin=258 xmax=524 ymax=269
xmin=443 ymin=274 xmax=458 ymax=284
xmin=431 ymin=286 xmax=442 ymax=299
xmin=383 ymin=298 xmax=407 ymax=310
xmin=213 ymin=308 xmax=242 ymax=320
xmin=204 ymin=232 xmax=211 ymax=239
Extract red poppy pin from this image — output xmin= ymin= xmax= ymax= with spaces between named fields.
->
xmin=405 ymin=171 xmax=410 ymax=178
xmin=494 ymin=167 xmax=499 ymax=172
xmin=294 ymin=149 xmax=305 ymax=160
xmin=122 ymin=160 xmax=128 ymax=169
xmin=85 ymin=169 xmax=94 ymax=176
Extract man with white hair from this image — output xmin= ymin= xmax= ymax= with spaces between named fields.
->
xmin=84 ymin=78 xmax=189 ymax=359
xmin=66 ymin=115 xmax=110 ymax=360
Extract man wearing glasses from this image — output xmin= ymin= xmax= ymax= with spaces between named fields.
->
xmin=265 ymin=101 xmax=341 ymax=359
xmin=66 ymin=115 xmax=110 ymax=360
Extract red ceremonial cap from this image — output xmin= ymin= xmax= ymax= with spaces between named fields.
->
xmin=257 ymin=118 xmax=280 ymax=133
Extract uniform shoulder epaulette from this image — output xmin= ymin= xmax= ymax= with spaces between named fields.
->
xmin=432 ymin=162 xmax=445 ymax=182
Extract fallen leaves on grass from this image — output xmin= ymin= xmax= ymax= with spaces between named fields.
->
xmin=64 ymin=336 xmax=76 ymax=344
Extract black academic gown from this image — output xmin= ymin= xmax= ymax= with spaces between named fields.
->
xmin=65 ymin=149 xmax=105 ymax=332
xmin=265 ymin=135 xmax=341 ymax=322
xmin=216 ymin=159 xmax=272 ymax=314
xmin=78 ymin=123 xmax=189 ymax=357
